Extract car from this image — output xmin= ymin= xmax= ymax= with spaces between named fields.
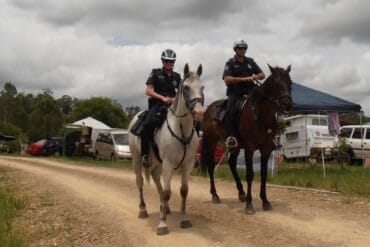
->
xmin=333 ymin=125 xmax=370 ymax=165
xmin=26 ymin=137 xmax=64 ymax=156
xmin=95 ymin=129 xmax=131 ymax=160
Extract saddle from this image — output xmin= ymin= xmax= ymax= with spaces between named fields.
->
xmin=130 ymin=110 xmax=163 ymax=163
xmin=213 ymin=95 xmax=249 ymax=123
xmin=130 ymin=111 xmax=148 ymax=136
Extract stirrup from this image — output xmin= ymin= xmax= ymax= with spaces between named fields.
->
xmin=225 ymin=136 xmax=238 ymax=149
xmin=141 ymin=155 xmax=151 ymax=168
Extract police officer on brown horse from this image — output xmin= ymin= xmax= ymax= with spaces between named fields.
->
xmin=223 ymin=40 xmax=265 ymax=150
xmin=141 ymin=49 xmax=182 ymax=167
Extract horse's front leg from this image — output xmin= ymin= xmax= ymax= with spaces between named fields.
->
xmin=260 ymin=154 xmax=272 ymax=211
xmin=244 ymin=151 xmax=255 ymax=215
xmin=157 ymin=163 xmax=172 ymax=235
xmin=179 ymin=162 xmax=194 ymax=229
xmin=228 ymin=150 xmax=246 ymax=202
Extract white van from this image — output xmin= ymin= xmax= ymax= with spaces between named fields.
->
xmin=95 ymin=129 xmax=131 ymax=160
xmin=333 ymin=125 xmax=370 ymax=163
xmin=279 ymin=114 xmax=336 ymax=161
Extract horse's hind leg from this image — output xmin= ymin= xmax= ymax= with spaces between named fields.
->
xmin=260 ymin=154 xmax=272 ymax=211
xmin=134 ymin=160 xmax=148 ymax=218
xmin=244 ymin=151 xmax=255 ymax=215
xmin=180 ymin=165 xmax=193 ymax=229
xmin=203 ymin=138 xmax=221 ymax=203
xmin=228 ymin=150 xmax=246 ymax=202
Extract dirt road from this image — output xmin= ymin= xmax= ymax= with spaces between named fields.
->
xmin=1 ymin=156 xmax=369 ymax=247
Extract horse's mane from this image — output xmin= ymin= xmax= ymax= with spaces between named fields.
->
xmin=250 ymin=66 xmax=289 ymax=103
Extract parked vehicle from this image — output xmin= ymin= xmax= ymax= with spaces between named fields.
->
xmin=195 ymin=138 xmax=225 ymax=167
xmin=279 ymin=114 xmax=336 ymax=161
xmin=333 ymin=125 xmax=370 ymax=165
xmin=95 ymin=129 xmax=131 ymax=160
xmin=26 ymin=137 xmax=64 ymax=156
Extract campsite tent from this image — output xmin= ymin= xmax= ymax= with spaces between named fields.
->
xmin=283 ymin=82 xmax=364 ymax=173
xmin=290 ymin=82 xmax=362 ymax=113
xmin=65 ymin=117 xmax=111 ymax=156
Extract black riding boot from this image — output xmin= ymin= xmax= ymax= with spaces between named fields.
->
xmin=140 ymin=133 xmax=151 ymax=167
xmin=225 ymin=115 xmax=238 ymax=150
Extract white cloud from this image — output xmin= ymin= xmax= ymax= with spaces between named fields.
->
xmin=1 ymin=0 xmax=370 ymax=115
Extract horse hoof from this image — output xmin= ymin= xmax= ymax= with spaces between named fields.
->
xmin=238 ymin=193 xmax=246 ymax=202
xmin=138 ymin=210 xmax=148 ymax=218
xmin=245 ymin=206 xmax=255 ymax=215
xmin=212 ymin=195 xmax=221 ymax=204
xmin=262 ymin=202 xmax=272 ymax=211
xmin=157 ymin=227 xmax=169 ymax=235
xmin=180 ymin=220 xmax=192 ymax=229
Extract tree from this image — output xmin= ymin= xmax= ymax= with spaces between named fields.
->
xmin=58 ymin=95 xmax=74 ymax=115
xmin=338 ymin=112 xmax=370 ymax=125
xmin=125 ymin=105 xmax=142 ymax=119
xmin=69 ymin=97 xmax=129 ymax=128
xmin=28 ymin=90 xmax=63 ymax=140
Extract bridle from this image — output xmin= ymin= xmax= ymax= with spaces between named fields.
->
xmin=166 ymin=74 xmax=204 ymax=169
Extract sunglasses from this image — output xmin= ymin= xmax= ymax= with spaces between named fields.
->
xmin=236 ymin=47 xmax=247 ymax=50
xmin=162 ymin=60 xmax=175 ymax=64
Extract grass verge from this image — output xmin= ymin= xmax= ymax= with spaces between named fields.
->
xmin=0 ymin=171 xmax=28 ymax=247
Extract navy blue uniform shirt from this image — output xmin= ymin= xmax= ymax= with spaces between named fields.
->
xmin=222 ymin=56 xmax=263 ymax=95
xmin=146 ymin=68 xmax=181 ymax=108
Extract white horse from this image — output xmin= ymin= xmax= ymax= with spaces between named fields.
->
xmin=128 ymin=63 xmax=204 ymax=235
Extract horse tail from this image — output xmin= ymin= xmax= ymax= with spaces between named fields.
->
xmin=200 ymin=136 xmax=215 ymax=177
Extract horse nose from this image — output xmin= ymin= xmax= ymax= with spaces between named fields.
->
xmin=193 ymin=107 xmax=204 ymax=122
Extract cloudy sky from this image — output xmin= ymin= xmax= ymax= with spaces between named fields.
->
xmin=1 ymin=0 xmax=370 ymax=115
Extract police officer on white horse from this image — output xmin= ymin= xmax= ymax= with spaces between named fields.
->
xmin=223 ymin=39 xmax=265 ymax=150
xmin=141 ymin=49 xmax=182 ymax=167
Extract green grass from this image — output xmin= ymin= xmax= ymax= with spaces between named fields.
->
xmin=191 ymin=161 xmax=370 ymax=198
xmin=0 ymin=174 xmax=28 ymax=247
xmin=268 ymin=163 xmax=370 ymax=197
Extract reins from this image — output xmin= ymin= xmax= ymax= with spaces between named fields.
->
xmin=166 ymin=118 xmax=195 ymax=169
xmin=165 ymin=73 xmax=203 ymax=169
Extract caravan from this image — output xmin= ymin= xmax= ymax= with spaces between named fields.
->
xmin=279 ymin=114 xmax=336 ymax=161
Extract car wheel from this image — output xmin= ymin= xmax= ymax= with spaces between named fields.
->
xmin=337 ymin=152 xmax=351 ymax=166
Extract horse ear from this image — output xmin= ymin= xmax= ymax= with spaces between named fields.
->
xmin=267 ymin=63 xmax=275 ymax=74
xmin=286 ymin=64 xmax=291 ymax=73
xmin=196 ymin=64 xmax=202 ymax=77
xmin=184 ymin=63 xmax=190 ymax=78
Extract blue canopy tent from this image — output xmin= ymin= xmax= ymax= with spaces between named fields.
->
xmin=291 ymin=82 xmax=362 ymax=113
xmin=285 ymin=82 xmax=364 ymax=174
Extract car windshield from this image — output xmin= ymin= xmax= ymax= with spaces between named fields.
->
xmin=35 ymin=139 xmax=47 ymax=145
xmin=113 ymin=134 xmax=128 ymax=145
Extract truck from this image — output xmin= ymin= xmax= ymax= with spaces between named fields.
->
xmin=278 ymin=114 xmax=336 ymax=161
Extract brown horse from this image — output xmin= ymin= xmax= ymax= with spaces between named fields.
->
xmin=200 ymin=64 xmax=292 ymax=214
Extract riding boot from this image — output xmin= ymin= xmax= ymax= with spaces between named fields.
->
xmin=140 ymin=133 xmax=151 ymax=167
xmin=225 ymin=116 xmax=238 ymax=150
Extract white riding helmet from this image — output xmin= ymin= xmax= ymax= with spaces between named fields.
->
xmin=161 ymin=49 xmax=176 ymax=61
xmin=233 ymin=39 xmax=248 ymax=50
